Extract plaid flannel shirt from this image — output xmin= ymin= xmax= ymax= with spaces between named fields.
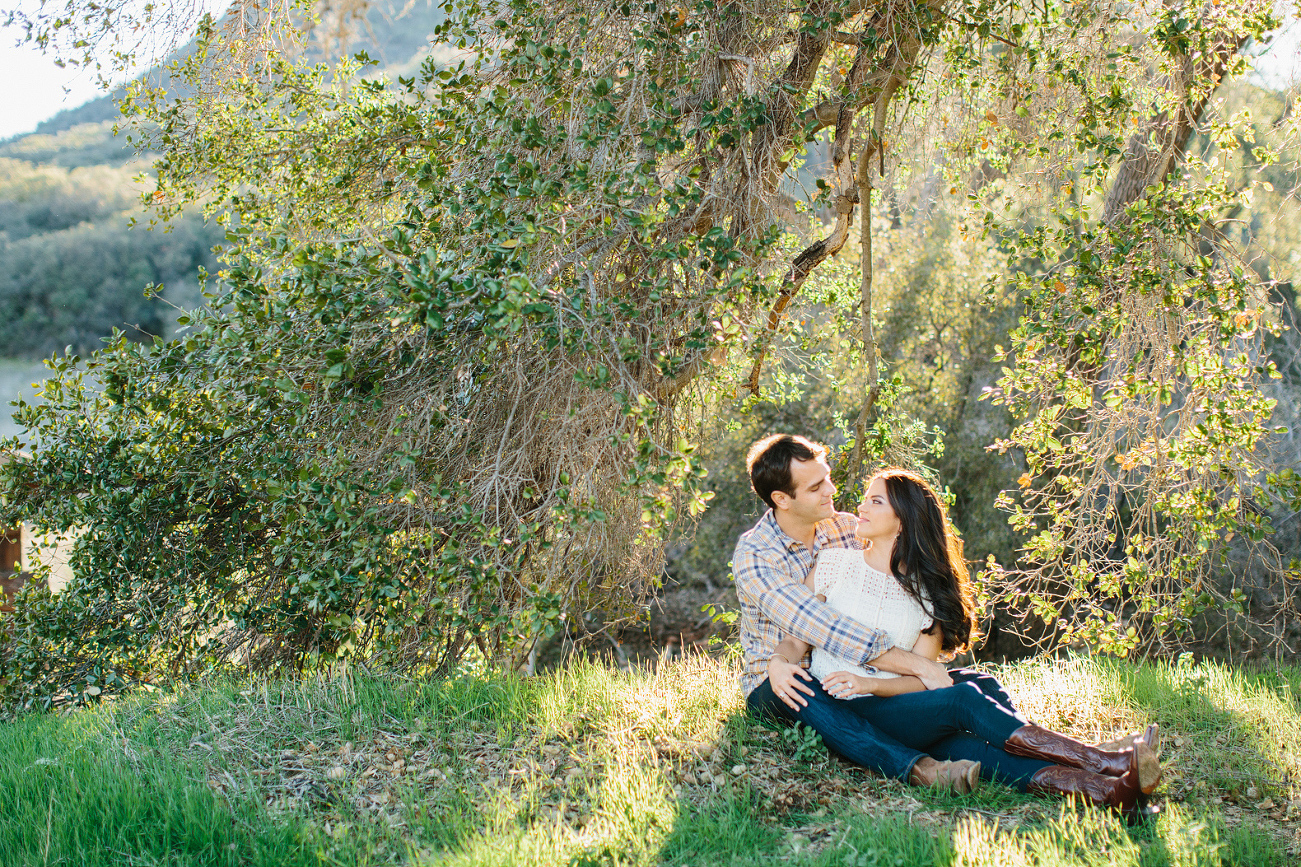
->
xmin=732 ymin=509 xmax=891 ymax=696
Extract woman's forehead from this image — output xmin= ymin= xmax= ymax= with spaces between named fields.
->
xmin=863 ymin=477 xmax=888 ymax=497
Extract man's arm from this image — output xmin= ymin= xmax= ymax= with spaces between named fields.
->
xmin=735 ymin=546 xmax=896 ymax=673
xmin=869 ymin=646 xmax=952 ymax=690
xmin=735 ymin=542 xmax=952 ymax=690
xmin=764 ymin=586 xmax=949 ymax=688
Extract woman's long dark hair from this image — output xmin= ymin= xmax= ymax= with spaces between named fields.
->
xmin=875 ymin=468 xmax=979 ymax=656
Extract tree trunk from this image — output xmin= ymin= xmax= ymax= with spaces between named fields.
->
xmin=1102 ymin=19 xmax=1258 ymax=223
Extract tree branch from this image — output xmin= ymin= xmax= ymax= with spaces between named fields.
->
xmin=847 ymin=78 xmax=902 ymax=481
xmin=744 ymin=0 xmax=948 ymax=395
xmin=1102 ymin=12 xmax=1260 ymax=224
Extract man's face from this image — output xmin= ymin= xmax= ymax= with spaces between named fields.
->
xmin=773 ymin=457 xmax=837 ymax=523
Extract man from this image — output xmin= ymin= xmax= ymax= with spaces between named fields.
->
xmin=732 ymin=433 xmax=977 ymax=788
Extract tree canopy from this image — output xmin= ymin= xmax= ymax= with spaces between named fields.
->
xmin=2 ymin=0 xmax=1300 ymax=707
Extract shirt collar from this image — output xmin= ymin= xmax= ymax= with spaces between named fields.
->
xmin=759 ymin=509 xmax=828 ymax=553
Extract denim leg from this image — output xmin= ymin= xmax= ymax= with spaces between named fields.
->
xmin=926 ymin=732 xmax=1050 ymax=791
xmin=949 ymin=668 xmax=1023 ymax=717
xmin=747 ymin=677 xmax=925 ymax=782
xmin=838 ymin=680 xmax=1028 ymax=750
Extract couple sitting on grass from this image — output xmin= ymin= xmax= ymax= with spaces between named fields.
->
xmin=734 ymin=434 xmax=1162 ymax=817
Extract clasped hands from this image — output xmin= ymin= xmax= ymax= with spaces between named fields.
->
xmin=767 ymin=652 xmax=952 ymax=711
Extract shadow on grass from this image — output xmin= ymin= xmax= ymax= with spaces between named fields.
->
xmin=1 ymin=659 xmax=1291 ymax=866
xmin=1102 ymin=657 xmax=1300 ymax=795
xmin=0 ymin=708 xmax=310 ymax=867
xmin=0 ymin=671 xmax=542 ymax=867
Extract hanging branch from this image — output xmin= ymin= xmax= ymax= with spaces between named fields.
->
xmin=743 ymin=0 xmax=948 ymax=396
xmin=846 ymin=80 xmax=902 ymax=483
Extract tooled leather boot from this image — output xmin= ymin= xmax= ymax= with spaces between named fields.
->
xmin=1096 ymin=723 xmax=1161 ymax=756
xmin=1026 ymin=763 xmax=1144 ymax=819
xmin=1005 ymin=724 xmax=1161 ymax=795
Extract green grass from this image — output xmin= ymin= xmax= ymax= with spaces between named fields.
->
xmin=0 ymin=654 xmax=1295 ymax=865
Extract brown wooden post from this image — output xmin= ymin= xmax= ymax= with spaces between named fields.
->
xmin=0 ymin=527 xmax=24 ymax=614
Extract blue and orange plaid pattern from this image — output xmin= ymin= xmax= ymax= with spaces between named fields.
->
xmin=732 ymin=510 xmax=891 ymax=696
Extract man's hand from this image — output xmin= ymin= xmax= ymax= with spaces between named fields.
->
xmin=913 ymin=656 xmax=953 ymax=690
xmin=767 ymin=654 xmax=815 ymax=711
xmin=870 ymin=647 xmax=953 ymax=690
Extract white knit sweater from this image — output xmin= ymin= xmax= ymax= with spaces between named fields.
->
xmin=809 ymin=547 xmax=934 ymax=684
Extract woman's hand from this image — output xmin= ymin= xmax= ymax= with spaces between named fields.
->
xmin=821 ymin=670 xmax=883 ymax=700
xmin=767 ymin=654 xmax=815 ymax=711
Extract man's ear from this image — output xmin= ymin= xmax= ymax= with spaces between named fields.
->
xmin=770 ymin=490 xmax=790 ymax=511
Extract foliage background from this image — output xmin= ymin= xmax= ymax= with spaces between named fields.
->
xmin=1 ymin=0 xmax=1301 ymax=708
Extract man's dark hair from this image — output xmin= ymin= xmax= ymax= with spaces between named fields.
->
xmin=746 ymin=434 xmax=828 ymax=510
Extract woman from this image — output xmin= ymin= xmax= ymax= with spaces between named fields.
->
xmin=767 ymin=468 xmax=1160 ymax=815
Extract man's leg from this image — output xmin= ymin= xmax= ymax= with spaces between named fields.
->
xmin=926 ymin=732 xmax=1050 ymax=792
xmin=747 ymin=677 xmax=925 ymax=782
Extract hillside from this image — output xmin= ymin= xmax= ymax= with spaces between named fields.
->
xmin=0 ymin=0 xmax=447 ymax=365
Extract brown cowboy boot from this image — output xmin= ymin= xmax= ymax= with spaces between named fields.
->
xmin=1026 ymin=763 xmax=1144 ymax=819
xmin=1096 ymin=723 xmax=1161 ymax=756
xmin=909 ymin=757 xmax=981 ymax=794
xmin=1005 ymin=724 xmax=1161 ymax=795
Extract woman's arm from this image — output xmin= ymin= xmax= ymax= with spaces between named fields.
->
xmin=822 ymin=629 xmax=944 ymax=699
xmin=803 ymin=563 xmax=824 ymax=600
xmin=821 ymin=670 xmax=926 ymax=699
xmin=912 ymin=627 xmax=942 ymax=661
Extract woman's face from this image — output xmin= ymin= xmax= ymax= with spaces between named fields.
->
xmin=856 ymin=477 xmax=901 ymax=544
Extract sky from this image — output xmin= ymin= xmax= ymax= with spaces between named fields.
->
xmin=0 ymin=0 xmax=231 ymax=141
xmin=3 ymin=14 xmax=1301 ymax=142
xmin=0 ymin=38 xmax=113 ymax=139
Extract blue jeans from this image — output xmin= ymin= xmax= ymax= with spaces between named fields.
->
xmin=747 ymin=668 xmax=1050 ymax=788
xmin=748 ymin=675 xmax=926 ymax=781
xmin=927 ymin=669 xmax=1050 ymax=790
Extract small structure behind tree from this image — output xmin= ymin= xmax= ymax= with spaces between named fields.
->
xmin=0 ymin=526 xmax=26 ymax=614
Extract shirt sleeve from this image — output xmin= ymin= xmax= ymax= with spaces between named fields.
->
xmin=824 ymin=512 xmax=863 ymax=547
xmin=734 ymin=547 xmax=894 ymax=668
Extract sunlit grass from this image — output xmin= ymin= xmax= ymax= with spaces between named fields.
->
xmin=0 ymin=653 xmax=1294 ymax=865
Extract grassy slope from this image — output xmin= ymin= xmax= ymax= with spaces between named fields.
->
xmin=0 ymin=655 xmax=1296 ymax=866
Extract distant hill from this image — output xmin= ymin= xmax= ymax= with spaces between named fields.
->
xmin=24 ymin=0 xmax=446 ymax=141
xmin=30 ymin=92 xmax=122 ymax=141
xmin=0 ymin=121 xmax=139 ymax=169
xmin=0 ymin=0 xmax=445 ymax=361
